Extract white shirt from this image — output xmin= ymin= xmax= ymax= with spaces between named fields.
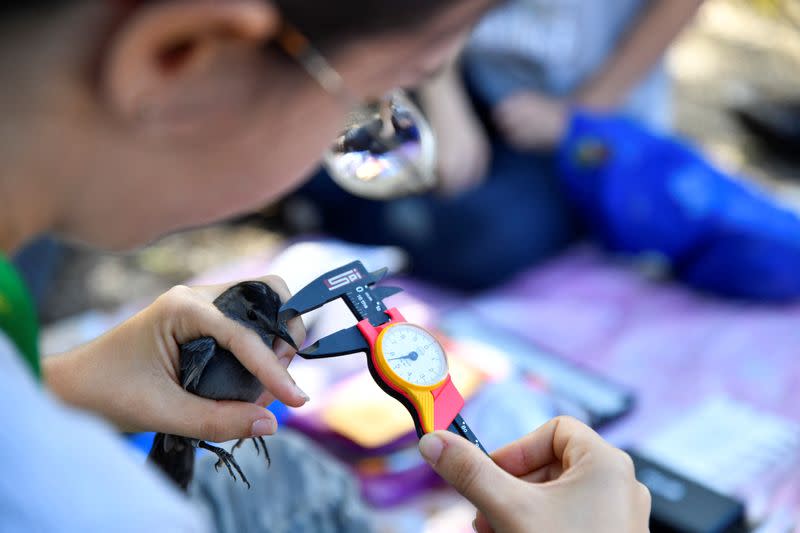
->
xmin=0 ymin=331 xmax=208 ymax=533
xmin=463 ymin=0 xmax=671 ymax=129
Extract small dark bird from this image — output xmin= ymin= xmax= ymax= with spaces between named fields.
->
xmin=148 ymin=281 xmax=296 ymax=490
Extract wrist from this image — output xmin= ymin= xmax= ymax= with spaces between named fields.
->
xmin=42 ymin=351 xmax=83 ymax=406
xmin=43 ymin=345 xmax=110 ymax=418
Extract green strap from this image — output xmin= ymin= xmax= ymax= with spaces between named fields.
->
xmin=0 ymin=253 xmax=40 ymax=380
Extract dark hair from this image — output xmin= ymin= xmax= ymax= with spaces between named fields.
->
xmin=273 ymin=0 xmax=461 ymax=47
xmin=6 ymin=1 xmax=462 ymax=47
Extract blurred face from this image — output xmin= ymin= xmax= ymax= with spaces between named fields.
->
xmin=3 ymin=0 xmax=492 ymax=249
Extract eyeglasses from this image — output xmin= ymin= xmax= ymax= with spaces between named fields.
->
xmin=276 ymin=24 xmax=437 ymax=200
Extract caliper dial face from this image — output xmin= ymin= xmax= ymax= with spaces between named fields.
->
xmin=378 ymin=324 xmax=448 ymax=387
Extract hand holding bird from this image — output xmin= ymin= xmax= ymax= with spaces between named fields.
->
xmin=43 ymin=276 xmax=306 ymax=489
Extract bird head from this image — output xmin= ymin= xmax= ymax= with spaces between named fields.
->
xmin=232 ymin=281 xmax=298 ymax=350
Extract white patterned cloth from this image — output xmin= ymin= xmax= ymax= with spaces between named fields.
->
xmin=191 ymin=431 xmax=376 ymax=533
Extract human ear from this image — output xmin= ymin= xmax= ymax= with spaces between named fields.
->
xmin=100 ymin=0 xmax=280 ymax=134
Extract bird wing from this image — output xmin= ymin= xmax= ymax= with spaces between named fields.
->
xmin=180 ymin=336 xmax=217 ymax=391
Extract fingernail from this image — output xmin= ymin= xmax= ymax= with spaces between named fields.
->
xmin=419 ymin=433 xmax=444 ymax=465
xmin=295 ymin=385 xmax=310 ymax=403
xmin=252 ymin=417 xmax=276 ymax=436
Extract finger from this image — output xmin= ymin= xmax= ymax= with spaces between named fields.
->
xmin=162 ymin=390 xmax=279 ymax=443
xmin=262 ymin=276 xmax=306 ymax=359
xmin=493 ymin=118 xmax=522 ymax=147
xmin=474 ymin=512 xmax=493 ymax=533
xmin=492 ymin=112 xmax=536 ymax=150
xmin=519 ymin=462 xmax=565 ymax=484
xmin=254 ymin=390 xmax=273 ymax=407
xmin=505 ymin=132 xmax=537 ymax=152
xmin=161 ymin=286 xmax=309 ymax=407
xmin=496 ymin=91 xmax=526 ymax=109
xmin=637 ymin=481 xmax=652 ymax=514
xmin=552 ymin=416 xmax=618 ymax=469
xmin=419 ymin=431 xmax=516 ymax=515
xmin=492 ymin=94 xmax=524 ymax=122
xmin=501 ymin=111 xmax=538 ymax=137
xmin=490 ymin=416 xmax=607 ymax=477
xmin=492 ymin=104 xmax=517 ymax=127
xmin=494 ymin=92 xmax=538 ymax=119
xmin=208 ymin=315 xmax=309 ymax=407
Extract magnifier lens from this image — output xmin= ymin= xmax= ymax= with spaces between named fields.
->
xmin=323 ymin=91 xmax=437 ymax=199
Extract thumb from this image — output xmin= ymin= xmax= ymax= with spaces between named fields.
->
xmin=419 ymin=431 xmax=513 ymax=513
xmin=166 ymin=389 xmax=278 ymax=443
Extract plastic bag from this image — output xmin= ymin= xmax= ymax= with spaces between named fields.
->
xmin=558 ymin=111 xmax=800 ymax=301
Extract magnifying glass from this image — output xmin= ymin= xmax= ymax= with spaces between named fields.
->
xmin=324 ymin=90 xmax=437 ymax=199
xmin=277 ymin=25 xmax=439 ymax=200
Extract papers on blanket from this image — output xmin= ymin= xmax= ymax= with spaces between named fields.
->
xmin=637 ymin=397 xmax=800 ymax=523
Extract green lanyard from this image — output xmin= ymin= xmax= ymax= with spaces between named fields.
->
xmin=0 ymin=253 xmax=40 ymax=380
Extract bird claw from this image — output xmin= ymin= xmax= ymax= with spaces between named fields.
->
xmin=232 ymin=437 xmax=271 ymax=468
xmin=198 ymin=441 xmax=251 ymax=489
xmin=255 ymin=436 xmax=271 ymax=467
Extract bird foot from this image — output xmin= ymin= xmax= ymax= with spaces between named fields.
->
xmin=198 ymin=441 xmax=251 ymax=489
xmin=232 ymin=436 xmax=271 ymax=467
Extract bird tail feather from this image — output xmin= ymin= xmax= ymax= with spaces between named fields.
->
xmin=147 ymin=432 xmax=196 ymax=491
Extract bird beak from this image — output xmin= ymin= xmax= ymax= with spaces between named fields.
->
xmin=277 ymin=323 xmax=298 ymax=351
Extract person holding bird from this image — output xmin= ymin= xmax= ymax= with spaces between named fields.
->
xmin=0 ymin=1 xmax=650 ymax=532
